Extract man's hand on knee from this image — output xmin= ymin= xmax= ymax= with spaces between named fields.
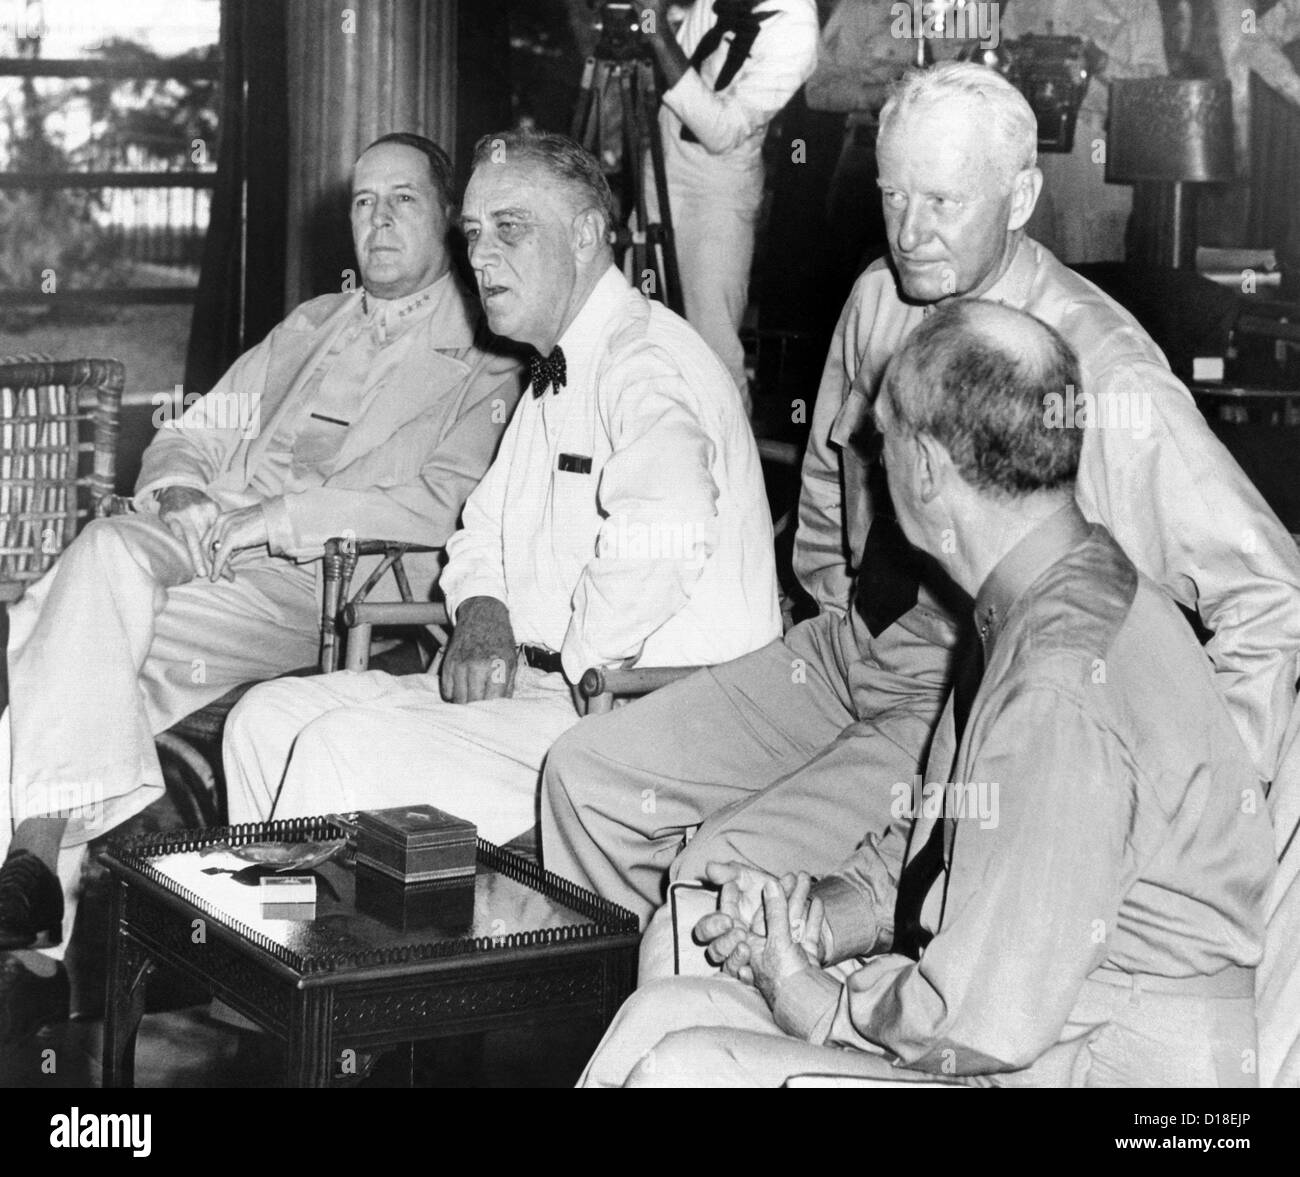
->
xmin=203 ymin=504 xmax=270 ymax=581
xmin=158 ymin=486 xmax=220 ymax=578
xmin=440 ymin=596 xmax=518 ymax=704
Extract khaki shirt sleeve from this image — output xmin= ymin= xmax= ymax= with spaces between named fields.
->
xmin=824 ymin=688 xmax=1123 ymax=1073
xmin=792 ymin=273 xmax=876 ymax=613
xmin=133 ymin=327 xmax=277 ymax=509
xmin=1077 ymin=354 xmax=1300 ymax=782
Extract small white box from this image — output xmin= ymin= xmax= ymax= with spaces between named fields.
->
xmin=258 ymin=874 xmax=316 ymax=903
xmin=1193 ymin=356 xmax=1225 ymax=382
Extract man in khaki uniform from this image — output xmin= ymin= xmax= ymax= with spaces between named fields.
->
xmin=0 ymin=135 xmax=521 ymax=1023
xmin=540 ymin=64 xmax=1300 ymax=988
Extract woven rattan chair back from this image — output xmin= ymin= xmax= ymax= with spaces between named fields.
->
xmin=0 ymin=358 xmax=123 ymax=602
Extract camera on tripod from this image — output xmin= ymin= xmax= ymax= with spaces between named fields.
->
xmin=573 ymin=1 xmax=684 ymax=315
xmin=589 ymin=1 xmax=653 ymax=63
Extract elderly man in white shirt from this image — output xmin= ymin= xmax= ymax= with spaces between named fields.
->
xmin=223 ymin=129 xmax=780 ymax=846
xmin=642 ymin=0 xmax=819 ymax=400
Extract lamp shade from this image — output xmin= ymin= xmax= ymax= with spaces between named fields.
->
xmin=1106 ymin=79 xmax=1235 ymax=183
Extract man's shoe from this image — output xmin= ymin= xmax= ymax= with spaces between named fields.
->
xmin=0 ymin=954 xmax=69 ymax=1043
xmin=0 ymin=850 xmax=63 ymax=950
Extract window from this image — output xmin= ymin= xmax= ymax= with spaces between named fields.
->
xmin=0 ymin=0 xmax=221 ymax=407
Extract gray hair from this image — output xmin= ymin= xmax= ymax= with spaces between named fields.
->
xmin=881 ymin=301 xmax=1081 ymax=497
xmin=879 ymin=61 xmax=1039 ymax=182
xmin=470 ymin=128 xmax=617 ymax=238
xmin=362 ymin=132 xmax=456 ymax=210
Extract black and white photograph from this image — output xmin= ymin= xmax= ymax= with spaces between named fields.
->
xmin=0 ymin=0 xmax=1296 ymax=1125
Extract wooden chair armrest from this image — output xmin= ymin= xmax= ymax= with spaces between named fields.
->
xmin=98 ymin=493 xmax=136 ymax=518
xmin=320 ymin=536 xmax=443 ymax=672
xmin=342 ymin=601 xmax=450 ymax=628
xmin=578 ymin=665 xmax=702 ymax=702
xmin=324 ymin=538 xmax=441 ymax=559
xmin=755 ymin=437 xmax=800 ymax=468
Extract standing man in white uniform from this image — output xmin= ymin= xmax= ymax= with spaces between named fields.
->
xmin=642 ymin=0 xmax=820 ymax=404
xmin=222 ymin=130 xmax=779 ymax=847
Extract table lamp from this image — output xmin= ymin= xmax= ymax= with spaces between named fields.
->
xmin=1106 ymin=78 xmax=1235 ymax=269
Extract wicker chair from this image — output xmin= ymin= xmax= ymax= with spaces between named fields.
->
xmin=0 ymin=358 xmax=123 ymax=602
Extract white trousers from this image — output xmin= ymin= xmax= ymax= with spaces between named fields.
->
xmin=223 ymin=663 xmax=582 ymax=846
xmin=646 ymin=152 xmax=762 ymax=397
xmin=2 ymin=513 xmax=320 ymax=854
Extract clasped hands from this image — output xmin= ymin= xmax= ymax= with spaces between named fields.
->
xmin=694 ymin=861 xmax=834 ymax=1009
xmin=158 ymin=486 xmax=269 ymax=582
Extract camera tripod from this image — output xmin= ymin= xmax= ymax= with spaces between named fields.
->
xmin=571 ymin=48 xmax=684 ymax=316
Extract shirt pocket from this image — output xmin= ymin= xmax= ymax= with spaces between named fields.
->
xmin=549 ymin=452 xmax=602 ymax=565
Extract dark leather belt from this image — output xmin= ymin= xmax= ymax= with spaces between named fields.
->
xmin=520 ymin=645 xmax=564 ymax=675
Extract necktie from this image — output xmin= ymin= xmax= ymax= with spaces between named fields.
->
xmin=681 ymin=1 xmax=777 ymax=142
xmin=854 ymin=516 xmax=924 ymax=638
xmin=529 ymin=346 xmax=567 ymax=398
xmin=892 ymin=634 xmax=985 ymax=961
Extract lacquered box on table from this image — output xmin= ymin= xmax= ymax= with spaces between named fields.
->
xmin=354 ymin=804 xmax=477 ymax=884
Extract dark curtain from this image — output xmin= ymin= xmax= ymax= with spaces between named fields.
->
xmin=455 ymin=0 xmax=515 ymax=183
xmin=1248 ymin=67 xmax=1300 ymax=269
xmin=183 ymin=0 xmax=290 ymax=394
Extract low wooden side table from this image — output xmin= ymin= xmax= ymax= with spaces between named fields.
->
xmin=99 ymin=818 xmax=639 ymax=1087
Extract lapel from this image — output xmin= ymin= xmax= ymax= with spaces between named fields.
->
xmin=330 ymin=343 xmax=473 ymax=474
xmin=331 ymin=278 xmax=480 ymax=470
xmin=240 ymin=293 xmax=362 ymax=482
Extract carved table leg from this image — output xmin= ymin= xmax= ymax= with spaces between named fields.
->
xmin=602 ymin=948 xmax=636 ymax=1026
xmin=103 ymin=884 xmax=153 ymax=1088
xmin=286 ymin=988 xmax=334 ymax=1087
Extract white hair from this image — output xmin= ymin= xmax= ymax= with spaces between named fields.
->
xmin=878 ymin=62 xmax=1039 ymax=181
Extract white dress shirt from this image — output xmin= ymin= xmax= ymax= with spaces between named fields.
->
xmin=441 ymin=266 xmax=781 ymax=682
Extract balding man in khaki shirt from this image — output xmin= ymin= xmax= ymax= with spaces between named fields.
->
xmin=581 ymin=302 xmax=1273 ymax=1089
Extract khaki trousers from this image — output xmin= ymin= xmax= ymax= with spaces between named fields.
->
xmin=540 ymin=608 xmax=955 ymax=968
xmin=580 ymin=972 xmax=1259 ymax=1089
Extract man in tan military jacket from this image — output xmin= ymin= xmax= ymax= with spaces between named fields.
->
xmin=0 ymin=135 xmax=521 ymax=1001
